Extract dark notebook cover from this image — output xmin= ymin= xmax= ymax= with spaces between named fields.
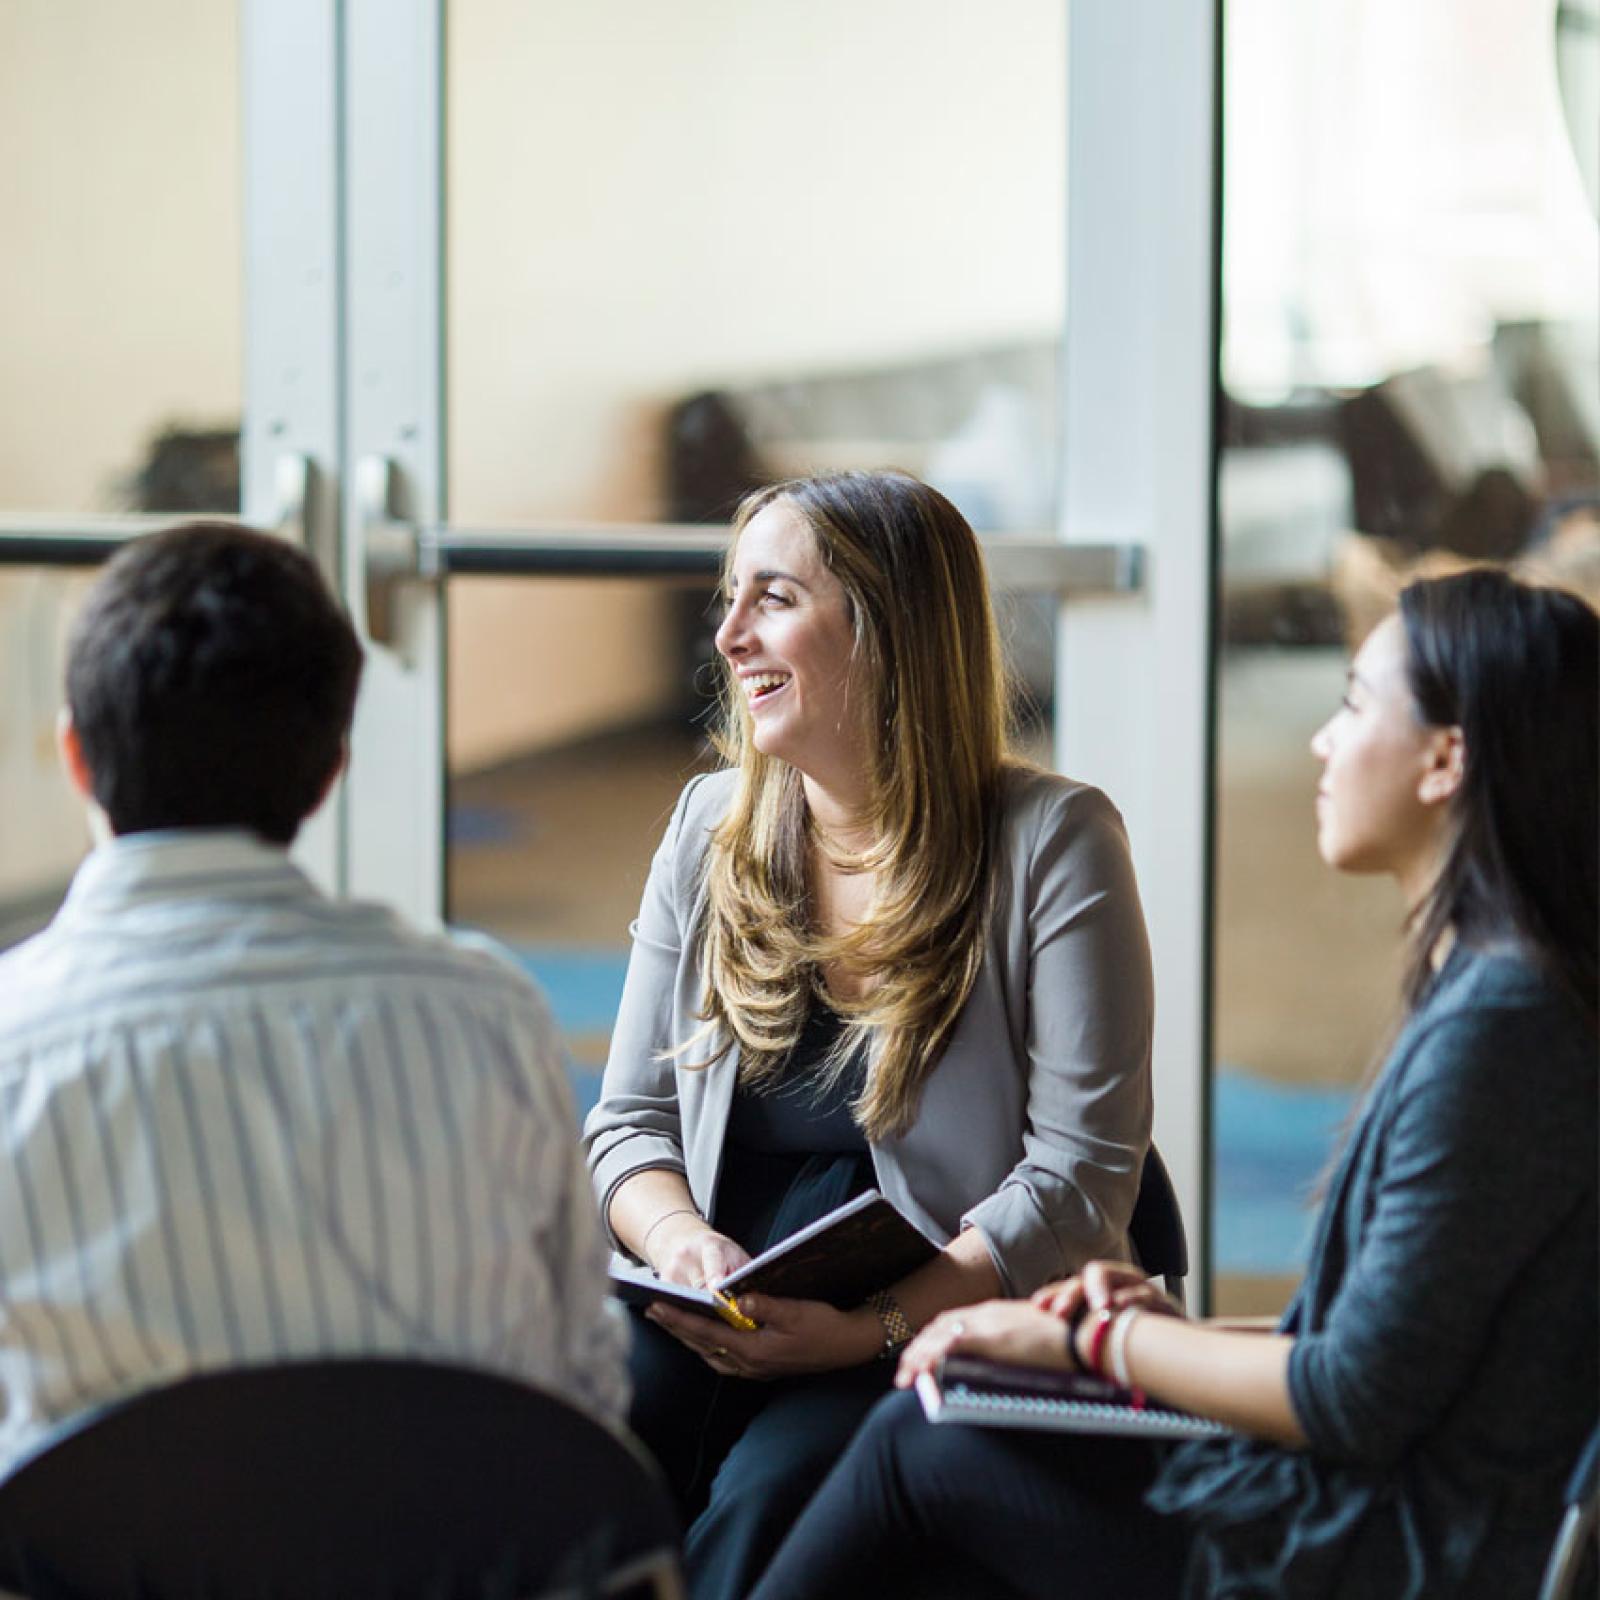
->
xmin=609 ymin=1189 xmax=938 ymax=1323
xmin=919 ymin=1354 xmax=1231 ymax=1439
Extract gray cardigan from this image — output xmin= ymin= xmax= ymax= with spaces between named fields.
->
xmin=1152 ymin=945 xmax=1598 ymax=1597
xmin=582 ymin=765 xmax=1154 ymax=1295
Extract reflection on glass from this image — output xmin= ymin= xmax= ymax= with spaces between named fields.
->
xmin=444 ymin=1 xmax=1068 ymax=1104
xmin=0 ymin=569 xmax=95 ymax=952
xmin=0 ymin=3 xmax=242 ymax=516
xmin=1213 ymin=0 xmax=1599 ymax=1313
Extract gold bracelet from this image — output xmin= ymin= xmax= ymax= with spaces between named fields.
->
xmin=865 ymin=1290 xmax=914 ymax=1358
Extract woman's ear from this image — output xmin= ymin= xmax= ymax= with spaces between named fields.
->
xmin=1418 ymin=726 xmax=1465 ymax=806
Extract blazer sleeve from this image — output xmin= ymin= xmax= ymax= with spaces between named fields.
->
xmin=959 ymin=783 xmax=1154 ymax=1291
xmin=581 ymin=777 xmax=705 ymax=1248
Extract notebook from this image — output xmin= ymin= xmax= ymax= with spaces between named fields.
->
xmin=609 ymin=1188 xmax=938 ymax=1328
xmin=916 ymin=1355 xmax=1232 ymax=1440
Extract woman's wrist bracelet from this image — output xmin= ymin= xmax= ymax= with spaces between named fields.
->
xmin=1084 ymin=1307 xmax=1116 ymax=1377
xmin=1108 ymin=1307 xmax=1139 ymax=1390
xmin=866 ymin=1290 xmax=915 ymax=1359
xmin=1062 ymin=1299 xmax=1092 ymax=1372
xmin=640 ymin=1206 xmax=701 ymax=1262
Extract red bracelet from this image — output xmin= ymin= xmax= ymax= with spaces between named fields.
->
xmin=1084 ymin=1308 xmax=1116 ymax=1377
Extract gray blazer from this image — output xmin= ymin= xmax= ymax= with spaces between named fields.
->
xmin=582 ymin=765 xmax=1154 ymax=1294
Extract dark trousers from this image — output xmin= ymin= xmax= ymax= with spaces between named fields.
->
xmin=746 ymin=1389 xmax=1193 ymax=1600
xmin=627 ymin=1310 xmax=896 ymax=1600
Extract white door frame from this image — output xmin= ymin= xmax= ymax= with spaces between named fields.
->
xmin=43 ymin=0 xmax=1591 ymax=1308
xmin=242 ymin=0 xmax=345 ymax=893
xmin=1058 ymin=1 xmax=1219 ymax=1297
xmin=338 ymin=0 xmax=448 ymax=924
xmin=0 ymin=3 xmax=347 ymax=896
xmin=0 ymin=0 xmax=1220 ymax=1299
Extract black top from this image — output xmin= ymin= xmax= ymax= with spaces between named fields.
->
xmin=714 ymin=1004 xmax=874 ymax=1259
xmin=723 ymin=1005 xmax=869 ymax=1156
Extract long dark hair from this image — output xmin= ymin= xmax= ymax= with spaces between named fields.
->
xmin=1398 ymin=568 xmax=1598 ymax=1030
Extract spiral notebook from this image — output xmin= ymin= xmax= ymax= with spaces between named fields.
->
xmin=917 ymin=1355 xmax=1232 ymax=1440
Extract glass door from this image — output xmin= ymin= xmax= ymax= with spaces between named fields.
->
xmin=1209 ymin=0 xmax=1599 ymax=1315
xmin=441 ymin=0 xmax=1107 ymax=1109
xmin=337 ymin=0 xmax=1219 ymax=1290
xmin=0 ymin=0 xmax=1221 ymax=1295
xmin=0 ymin=2 xmax=340 ymax=933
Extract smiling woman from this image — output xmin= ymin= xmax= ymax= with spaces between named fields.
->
xmin=714 ymin=501 xmax=862 ymax=795
xmin=583 ymin=469 xmax=1156 ymax=1600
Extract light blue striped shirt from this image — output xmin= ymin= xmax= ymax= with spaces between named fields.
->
xmin=0 ymin=830 xmax=628 ymax=1470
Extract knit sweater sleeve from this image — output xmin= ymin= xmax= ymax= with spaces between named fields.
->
xmin=1287 ymin=994 xmax=1593 ymax=1466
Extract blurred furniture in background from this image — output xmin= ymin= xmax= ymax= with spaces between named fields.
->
xmin=662 ymin=318 xmax=1599 ymax=667
xmin=119 ymin=425 xmax=240 ymax=514
xmin=661 ymin=340 xmax=1061 ymax=725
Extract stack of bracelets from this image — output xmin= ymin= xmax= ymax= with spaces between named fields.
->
xmin=1066 ymin=1301 xmax=1143 ymax=1393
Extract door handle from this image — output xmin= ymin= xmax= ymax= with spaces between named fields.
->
xmin=356 ymin=453 xmax=427 ymax=655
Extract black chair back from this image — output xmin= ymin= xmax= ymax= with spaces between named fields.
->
xmin=1128 ymin=1143 xmax=1189 ymax=1308
xmin=0 ymin=1358 xmax=681 ymax=1600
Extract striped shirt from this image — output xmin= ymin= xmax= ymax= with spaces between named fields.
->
xmin=0 ymin=830 xmax=628 ymax=1471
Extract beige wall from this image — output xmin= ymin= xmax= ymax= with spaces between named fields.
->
xmin=0 ymin=572 xmax=94 ymax=899
xmin=0 ymin=0 xmax=242 ymax=512
xmin=0 ymin=0 xmax=1068 ymax=799
xmin=0 ymin=1 xmax=240 ymax=898
xmin=447 ymin=0 xmax=1066 ymax=522
xmin=443 ymin=0 xmax=1066 ymax=768
xmin=447 ymin=575 xmax=685 ymax=764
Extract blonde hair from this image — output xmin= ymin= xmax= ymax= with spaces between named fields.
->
xmin=689 ymin=470 xmax=1016 ymax=1139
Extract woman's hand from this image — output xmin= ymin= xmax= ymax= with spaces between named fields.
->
xmin=889 ymin=1266 xmax=1186 ymax=1390
xmin=647 ymin=1213 xmax=752 ymax=1288
xmin=1028 ymin=1261 xmax=1184 ymax=1370
xmin=893 ymin=1299 xmax=1078 ymax=1388
xmin=1031 ymin=1261 xmax=1184 ymax=1324
xmin=645 ymin=1293 xmax=883 ymax=1378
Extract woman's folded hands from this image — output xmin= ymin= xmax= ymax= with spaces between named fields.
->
xmin=894 ymin=1260 xmax=1185 ymax=1388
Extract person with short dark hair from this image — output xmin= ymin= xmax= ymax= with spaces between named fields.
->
xmin=63 ymin=519 xmax=361 ymax=844
xmin=0 ymin=522 xmax=626 ymax=1473
xmin=751 ymin=568 xmax=1598 ymax=1600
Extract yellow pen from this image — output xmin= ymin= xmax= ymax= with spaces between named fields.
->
xmin=712 ymin=1289 xmax=759 ymax=1332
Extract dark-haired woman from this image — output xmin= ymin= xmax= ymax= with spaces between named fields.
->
xmin=583 ymin=472 xmax=1155 ymax=1598
xmin=751 ymin=568 xmax=1599 ymax=1600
